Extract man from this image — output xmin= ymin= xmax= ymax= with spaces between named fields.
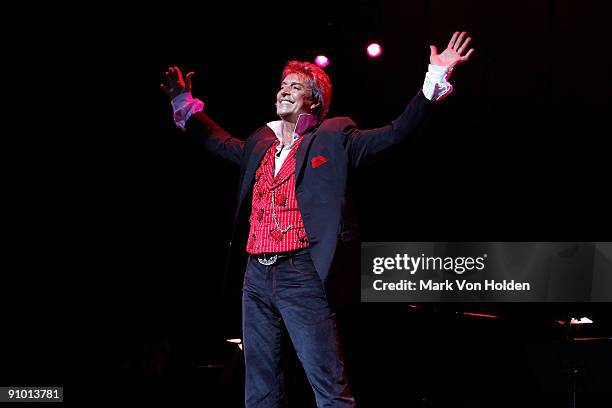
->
xmin=161 ymin=31 xmax=473 ymax=407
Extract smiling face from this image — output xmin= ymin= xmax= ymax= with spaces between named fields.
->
xmin=275 ymin=73 xmax=317 ymax=123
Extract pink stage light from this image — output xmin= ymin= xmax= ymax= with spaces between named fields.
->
xmin=314 ymin=55 xmax=329 ymax=68
xmin=366 ymin=42 xmax=382 ymax=58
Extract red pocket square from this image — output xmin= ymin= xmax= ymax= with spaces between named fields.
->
xmin=311 ymin=155 xmax=328 ymax=168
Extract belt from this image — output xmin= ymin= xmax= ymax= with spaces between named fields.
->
xmin=255 ymin=248 xmax=309 ymax=265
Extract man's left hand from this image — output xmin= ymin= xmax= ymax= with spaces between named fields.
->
xmin=429 ymin=31 xmax=474 ymax=69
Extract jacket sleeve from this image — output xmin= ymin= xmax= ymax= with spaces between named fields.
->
xmin=185 ymin=111 xmax=245 ymax=166
xmin=343 ymin=90 xmax=433 ymax=168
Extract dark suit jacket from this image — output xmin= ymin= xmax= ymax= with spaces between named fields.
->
xmin=186 ymin=90 xmax=433 ymax=328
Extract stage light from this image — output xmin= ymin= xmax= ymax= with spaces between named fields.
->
xmin=314 ymin=55 xmax=329 ymax=68
xmin=366 ymin=42 xmax=382 ymax=58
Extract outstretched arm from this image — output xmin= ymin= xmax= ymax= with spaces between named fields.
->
xmin=161 ymin=66 xmax=245 ymax=166
xmin=347 ymin=31 xmax=475 ymax=167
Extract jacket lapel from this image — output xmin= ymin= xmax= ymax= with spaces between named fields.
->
xmin=292 ymin=113 xmax=320 ymax=185
xmin=294 ymin=130 xmax=317 ymax=185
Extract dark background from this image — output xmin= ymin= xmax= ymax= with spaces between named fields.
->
xmin=3 ymin=0 xmax=611 ymax=406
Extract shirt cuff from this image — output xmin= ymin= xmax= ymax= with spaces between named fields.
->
xmin=422 ymin=64 xmax=453 ymax=101
xmin=427 ymin=64 xmax=451 ymax=81
xmin=171 ymin=92 xmax=205 ymax=130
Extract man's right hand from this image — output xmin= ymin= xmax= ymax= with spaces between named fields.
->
xmin=160 ymin=66 xmax=194 ymax=99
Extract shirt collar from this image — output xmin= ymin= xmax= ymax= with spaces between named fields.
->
xmin=266 ymin=113 xmax=318 ymax=143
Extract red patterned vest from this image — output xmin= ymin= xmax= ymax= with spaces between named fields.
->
xmin=246 ymin=139 xmax=309 ymax=254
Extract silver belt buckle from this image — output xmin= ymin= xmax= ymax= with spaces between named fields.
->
xmin=257 ymin=253 xmax=278 ymax=265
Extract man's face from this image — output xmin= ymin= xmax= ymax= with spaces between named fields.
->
xmin=276 ymin=73 xmax=315 ymax=122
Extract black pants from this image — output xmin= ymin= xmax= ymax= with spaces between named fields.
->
xmin=242 ymin=249 xmax=356 ymax=407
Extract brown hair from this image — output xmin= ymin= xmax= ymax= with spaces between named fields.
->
xmin=281 ymin=61 xmax=332 ymax=121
